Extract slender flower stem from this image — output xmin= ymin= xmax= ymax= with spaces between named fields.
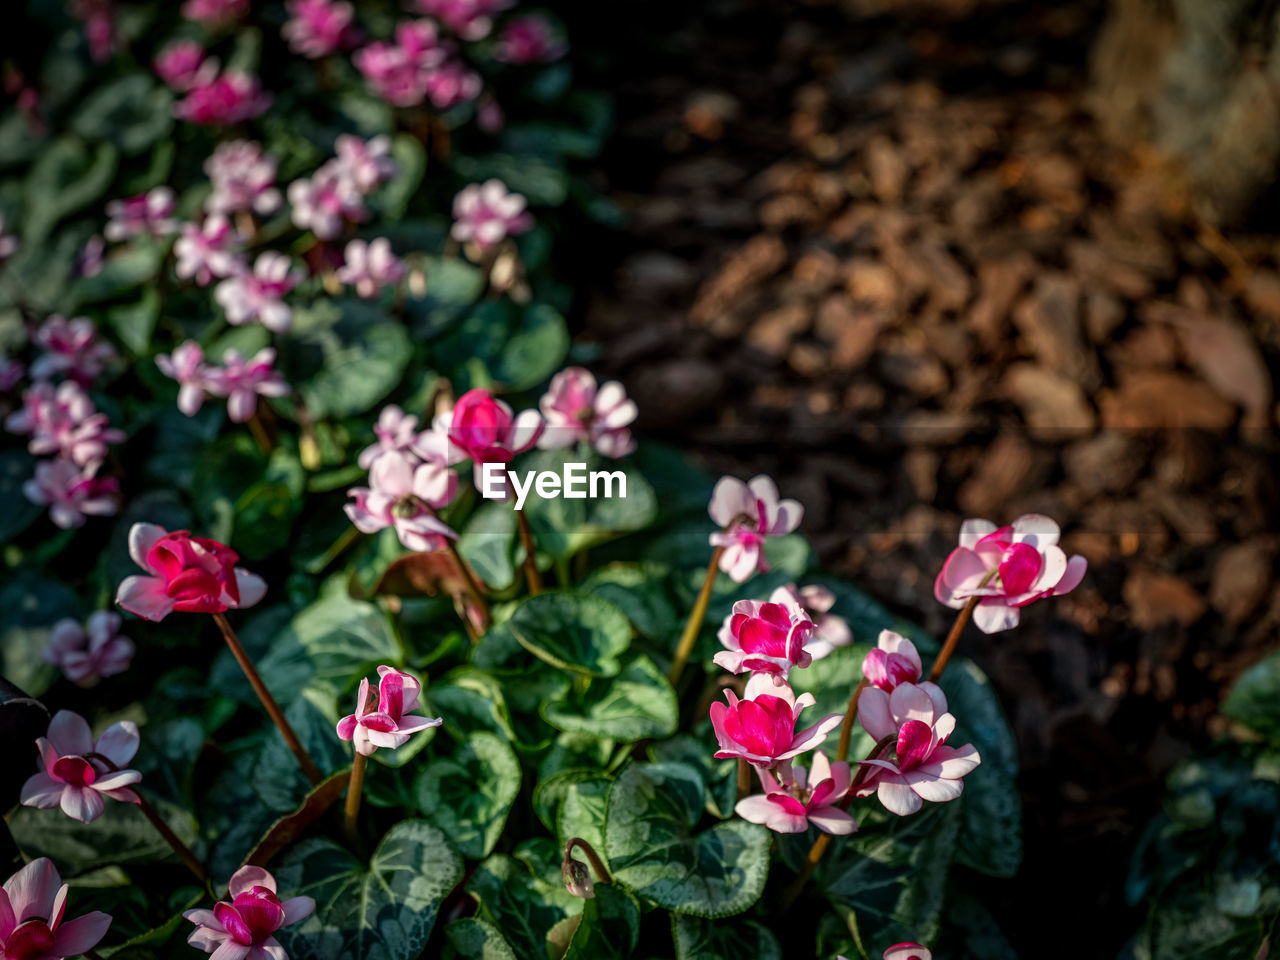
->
xmin=835 ymin=678 xmax=869 ymax=763
xmin=445 ymin=537 xmax=491 ymax=634
xmin=514 ymin=508 xmax=543 ymax=595
xmin=213 ymin=612 xmax=322 ymax=785
xmin=736 ymin=757 xmax=751 ymax=802
xmin=927 ymin=571 xmax=994 ymax=683
xmin=563 ymin=837 xmax=611 ymax=884
xmin=247 ymin=411 xmax=273 ymax=456
xmin=667 ymin=546 xmax=724 ymax=686
xmin=343 ymin=753 xmax=367 ymax=850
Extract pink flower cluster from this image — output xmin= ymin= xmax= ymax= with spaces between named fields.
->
xmin=175 ymin=214 xmax=244 ymax=286
xmin=215 ymin=252 xmax=303 ymax=331
xmin=450 ymin=179 xmax=532 ymax=251
xmin=283 ymin=0 xmax=357 ymax=58
xmin=337 ymin=238 xmax=406 ymax=298
xmin=336 ymin=665 xmax=441 ymax=756
xmin=157 ymin=343 xmax=289 ymax=423
xmin=288 ymin=135 xmax=397 ymax=241
xmin=205 ymin=140 xmax=283 ymax=217
xmin=414 ymin=0 xmax=512 ymax=41
xmin=184 ymin=865 xmax=314 ymax=959
xmin=494 ymin=14 xmax=566 ymax=64
xmin=182 ymin=0 xmax=248 ymax=28
xmin=536 ymin=367 xmax=636 ymax=458
xmin=174 ymin=66 xmax=271 ymax=126
xmin=354 ymin=19 xmax=480 ymax=109
xmin=2 ymin=316 xmax=122 ymax=528
xmin=714 ymin=583 xmax=851 ymax=679
xmin=105 ymin=187 xmax=177 ymax=242
xmin=43 ymin=611 xmax=135 ymax=687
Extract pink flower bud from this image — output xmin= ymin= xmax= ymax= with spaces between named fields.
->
xmin=115 ymin=523 xmax=267 ymax=621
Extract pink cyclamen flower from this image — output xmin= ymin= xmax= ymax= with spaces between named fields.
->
xmin=862 ymin=630 xmax=927 ymax=693
xmin=30 ymin=315 xmax=116 ymax=384
xmin=20 ymin=710 xmax=141 ymax=823
xmin=707 ymin=475 xmax=803 ymax=583
xmin=283 ymin=0 xmax=356 ymax=58
xmin=414 ymin=0 xmax=512 ymax=40
xmin=182 ymin=0 xmax=248 ymax=26
xmin=422 ymin=60 xmax=481 ymax=110
xmin=884 ymin=946 xmax=931 ymax=960
xmin=772 ymin=583 xmax=853 ymax=648
xmin=345 ymin=451 xmax=458 ymax=552
xmin=104 ymin=187 xmax=177 ymax=241
xmin=215 ymin=252 xmax=301 ymax=332
xmin=115 ymin=523 xmax=267 ymax=621
xmin=477 ymin=95 xmax=503 ymax=134
xmin=494 ymin=15 xmax=566 ymax=64
xmin=71 ymin=0 xmax=116 ymax=62
xmin=23 ymin=459 xmax=119 ymax=529
xmin=537 ymin=367 xmax=637 ymax=458
xmin=205 ymin=141 xmax=282 ymax=216
xmin=184 ymin=865 xmax=315 ymax=960
xmin=175 ymin=70 xmax=272 ymax=125
xmin=43 ymin=611 xmax=135 ymax=687
xmin=154 ymin=41 xmax=208 ymax=90
xmin=287 ymin=163 xmax=366 ymax=240
xmin=451 ymin=180 xmax=533 ymax=250
xmin=156 ymin=342 xmax=214 ymax=417
xmin=714 ymin=594 xmax=833 ymax=679
xmin=337 ymin=238 xmax=405 ymax=298
xmin=709 ymin=673 xmax=843 ymax=768
xmin=431 ymin=387 xmax=543 ymax=488
xmin=175 ymin=215 xmax=244 ymax=286
xmin=358 ymin=404 xmax=419 ymax=469
xmin=333 ymin=135 xmax=397 ymax=194
xmin=336 ymin=665 xmax=443 ymax=756
xmin=0 ymin=212 xmax=18 ymax=265
xmin=856 ymin=682 xmax=981 ymax=817
xmin=934 ymin=514 xmax=1087 ymax=634
xmin=205 ymin=348 xmax=289 ymax=423
xmin=734 ymin=751 xmax=855 ymax=835
xmin=7 ymin=381 xmax=123 ymax=466
xmin=0 ymin=858 xmax=111 ymax=959
xmin=353 ymin=20 xmax=450 ymax=108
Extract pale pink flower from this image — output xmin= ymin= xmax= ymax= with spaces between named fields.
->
xmin=43 ymin=611 xmax=135 ymax=687
xmin=6 ymin=381 xmax=123 ymax=466
xmin=537 ymin=367 xmax=637 ymax=458
xmin=358 ymin=404 xmax=419 ymax=468
xmin=30 ymin=315 xmax=115 ymax=384
xmin=494 ymin=15 xmax=566 ymax=64
xmin=353 ymin=20 xmax=450 ymax=108
xmin=156 ymin=342 xmax=214 ymax=417
xmin=287 ymin=162 xmax=366 ymax=240
xmin=204 ymin=348 xmax=289 ymax=423
xmin=175 ymin=70 xmax=272 ymax=125
xmin=115 ymin=523 xmax=267 ymax=621
xmin=174 ymin=215 xmax=243 ymax=286
xmin=709 ymin=673 xmax=843 ymax=768
xmin=337 ymin=238 xmax=405 ymax=298
xmin=934 ymin=514 xmax=1087 ymax=633
xmin=422 ymin=60 xmax=481 ymax=109
xmin=333 ymin=134 xmax=397 ymax=194
xmin=714 ymin=594 xmax=831 ymax=679
xmin=414 ymin=0 xmax=512 ymax=40
xmin=427 ymin=387 xmax=543 ymax=490
xmin=707 ymin=475 xmax=803 ymax=583
xmin=734 ymin=751 xmax=855 ymax=835
xmin=183 ymin=865 xmax=314 ymax=960
xmin=23 ymin=459 xmax=119 ymax=529
xmin=154 ymin=41 xmax=209 ymax=90
xmin=884 ymin=945 xmax=931 ymax=960
xmin=215 ymin=253 xmax=301 ymax=332
xmin=182 ymin=0 xmax=248 ymax=26
xmin=0 ymin=858 xmax=112 ymax=959
xmin=856 ymin=682 xmax=981 ymax=817
xmin=283 ymin=0 xmax=355 ymax=58
xmin=862 ymin=630 xmax=927 ymax=693
xmin=772 ymin=583 xmax=853 ymax=648
xmin=71 ymin=0 xmax=116 ymax=62
xmin=205 ymin=141 xmax=282 ymax=216
xmin=0 ymin=212 xmax=18 ymax=265
xmin=104 ymin=187 xmax=177 ymax=241
xmin=336 ymin=665 xmax=442 ymax=756
xmin=451 ymin=180 xmax=532 ymax=250
xmin=20 ymin=711 xmax=141 ymax=823
xmin=344 ymin=451 xmax=458 ymax=551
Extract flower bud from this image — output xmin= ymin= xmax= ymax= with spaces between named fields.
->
xmin=561 ymin=857 xmax=594 ymax=899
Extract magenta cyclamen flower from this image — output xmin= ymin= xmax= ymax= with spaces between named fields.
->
xmin=175 ymin=215 xmax=244 ymax=286
xmin=156 ymin=342 xmax=214 ymax=416
xmin=20 ymin=710 xmax=142 ymax=823
xmin=287 ymin=163 xmax=365 ymax=240
xmin=414 ymin=0 xmax=512 ymax=40
xmin=429 ymin=387 xmax=543 ymax=488
xmin=422 ymin=60 xmax=481 ymax=109
xmin=714 ymin=594 xmax=834 ymax=679
xmin=709 ymin=674 xmax=843 ymax=768
xmin=182 ymin=0 xmax=248 ymax=26
xmin=345 ymin=451 xmax=458 ymax=551
xmin=735 ymin=751 xmax=856 ymax=835
xmin=105 ymin=187 xmax=177 ymax=241
xmin=154 ymin=41 xmax=209 ymax=90
xmin=772 ymin=583 xmax=853 ymax=648
xmin=334 ymin=135 xmax=397 ymax=194
xmin=0 ymin=858 xmax=112 ymax=960
xmin=336 ymin=665 xmax=442 ymax=756
xmin=494 ymin=15 xmax=566 ymax=64
xmin=856 ymin=682 xmax=981 ymax=817
xmin=358 ymin=404 xmax=419 ymax=468
xmin=283 ymin=0 xmax=356 ymax=58
xmin=205 ymin=141 xmax=282 ymax=216
xmin=861 ymin=630 xmax=928 ymax=693
xmin=215 ymin=253 xmax=301 ymax=332
xmin=353 ymin=20 xmax=450 ymax=108
xmin=537 ymin=367 xmax=637 ymax=458
xmin=23 ymin=459 xmax=119 ymax=529
xmin=934 ymin=514 xmax=1087 ymax=634
xmin=175 ymin=70 xmax=272 ymax=125
xmin=184 ymin=865 xmax=315 ymax=960
xmin=31 ymin=314 xmax=116 ymax=383
xmin=707 ymin=475 xmax=803 ymax=583
xmin=884 ymin=945 xmax=931 ymax=960
xmin=43 ymin=611 xmax=135 ymax=687
xmin=6 ymin=381 xmax=123 ymax=466
xmin=205 ymin=348 xmax=289 ymax=423
xmin=451 ymin=180 xmax=533 ymax=251
xmin=337 ymin=238 xmax=405 ymax=298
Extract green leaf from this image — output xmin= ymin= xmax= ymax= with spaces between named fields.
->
xmin=104 ymin=288 xmax=159 ymax=355
xmin=509 ymin=591 xmax=632 ymax=678
xmin=0 ymin=451 xmax=42 ymax=545
xmin=562 ymin=884 xmax=641 ymax=960
xmin=252 ymin=688 xmax=350 ymax=813
xmin=1224 ymin=649 xmax=1280 ymax=741
xmin=579 ymin=563 xmax=679 ymax=641
xmin=648 ymin=735 xmax=738 ymax=820
xmin=521 ymin=451 xmax=657 ymax=560
xmin=557 ymin=776 xmax=611 ymax=854
xmin=467 ymin=845 xmax=583 ymax=960
xmin=67 ymin=244 xmax=165 ymax=311
xmin=274 ymin=820 xmax=463 ymax=960
xmin=453 ymin=153 xmax=568 ymax=206
xmin=70 ymin=74 xmax=174 ymax=155
xmin=415 ymin=732 xmax=521 ymax=858
xmin=0 ymin=574 xmax=81 ymax=697
xmin=457 ymin=501 xmax=517 ymax=591
xmin=293 ymin=299 xmax=413 ymax=419
xmin=604 ymin=762 xmax=770 ymax=918
xmin=379 ymin=134 xmax=427 ymax=220
xmin=10 ymin=798 xmax=198 ymax=874
xmin=672 ymin=915 xmax=783 ymax=960
xmin=290 ymin=580 xmax=404 ymax=693
xmin=442 ymin=918 xmax=519 ymax=960
xmin=428 ymin=666 xmax=518 ymax=743
xmin=23 ymin=137 xmax=118 ymax=244
xmin=541 ymin=655 xmax=677 ymax=742
xmin=491 ymin=303 xmax=569 ymax=391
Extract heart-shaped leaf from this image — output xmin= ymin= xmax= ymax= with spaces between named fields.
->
xmin=467 ymin=842 xmax=583 ymax=960
xmin=541 ymin=655 xmax=677 ymax=742
xmin=672 ymin=915 xmax=783 ymax=960
xmin=290 ymin=579 xmax=404 ymax=693
xmin=415 ymin=732 xmax=521 ymax=858
xmin=562 ymin=884 xmax=641 ymax=960
xmin=509 ymin=592 xmax=631 ymax=678
xmin=442 ymin=918 xmax=518 ymax=960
